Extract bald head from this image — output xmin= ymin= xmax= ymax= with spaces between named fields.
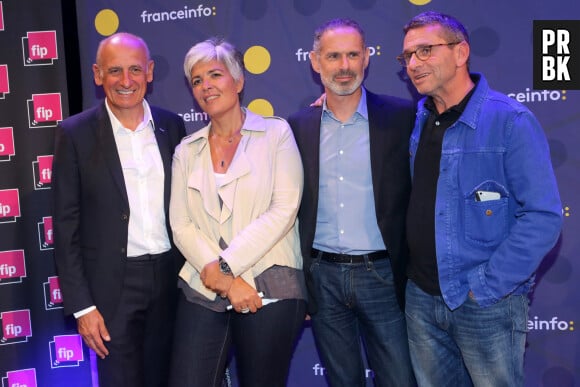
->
xmin=95 ymin=32 xmax=150 ymax=67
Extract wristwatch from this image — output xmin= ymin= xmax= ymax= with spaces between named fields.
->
xmin=219 ymin=257 xmax=233 ymax=276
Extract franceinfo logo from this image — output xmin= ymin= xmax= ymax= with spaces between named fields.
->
xmin=140 ymin=4 xmax=216 ymax=23
xmin=294 ymin=45 xmax=382 ymax=62
xmin=528 ymin=316 xmax=575 ymax=331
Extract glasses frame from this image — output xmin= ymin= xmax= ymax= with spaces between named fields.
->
xmin=396 ymin=41 xmax=462 ymax=67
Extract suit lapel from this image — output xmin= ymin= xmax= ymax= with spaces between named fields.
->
xmin=366 ymin=91 xmax=387 ymax=206
xmin=95 ymin=103 xmax=129 ymax=208
xmin=301 ymin=108 xmax=322 ymax=210
xmin=151 ymin=109 xmax=173 ymax=213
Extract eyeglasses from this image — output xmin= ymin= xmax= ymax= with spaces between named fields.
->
xmin=396 ymin=42 xmax=462 ymax=67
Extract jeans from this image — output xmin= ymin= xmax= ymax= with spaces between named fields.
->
xmin=168 ymin=293 xmax=306 ymax=387
xmin=310 ymin=255 xmax=415 ymax=387
xmin=405 ymin=280 xmax=528 ymax=387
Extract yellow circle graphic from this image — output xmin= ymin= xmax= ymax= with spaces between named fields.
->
xmin=95 ymin=9 xmax=120 ymax=36
xmin=409 ymin=0 xmax=432 ymax=5
xmin=247 ymin=99 xmax=274 ymax=116
xmin=244 ymin=46 xmax=271 ymax=75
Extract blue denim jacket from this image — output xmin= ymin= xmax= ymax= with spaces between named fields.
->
xmin=409 ymin=73 xmax=563 ymax=310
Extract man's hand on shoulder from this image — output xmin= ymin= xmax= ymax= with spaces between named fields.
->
xmin=310 ymin=93 xmax=326 ymax=107
xmin=77 ymin=309 xmax=111 ymax=359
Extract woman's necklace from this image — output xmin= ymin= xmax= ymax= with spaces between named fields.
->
xmin=209 ymin=129 xmax=242 ymax=171
xmin=209 ymin=110 xmax=245 ymax=172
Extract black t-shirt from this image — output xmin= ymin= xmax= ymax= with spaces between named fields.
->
xmin=406 ymin=88 xmax=475 ymax=295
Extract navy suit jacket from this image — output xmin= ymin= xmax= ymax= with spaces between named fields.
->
xmin=52 ymin=102 xmax=186 ymax=320
xmin=288 ymin=90 xmax=414 ymax=314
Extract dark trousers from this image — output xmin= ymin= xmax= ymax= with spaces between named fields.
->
xmin=96 ymin=252 xmax=179 ymax=387
xmin=169 ymin=292 xmax=306 ymax=387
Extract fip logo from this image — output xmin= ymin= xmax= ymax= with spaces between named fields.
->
xmin=0 ymin=127 xmax=15 ymax=162
xmin=534 ymin=20 xmax=580 ymax=90
xmin=49 ymin=334 xmax=84 ymax=368
xmin=21 ymin=31 xmax=58 ymax=65
xmin=43 ymin=276 xmax=63 ymax=310
xmin=26 ymin=93 xmax=62 ymax=128
xmin=0 ymin=2 xmax=4 ymax=31
xmin=0 ymin=309 xmax=32 ymax=345
xmin=0 ymin=250 xmax=26 ymax=285
xmin=0 ymin=64 xmax=9 ymax=99
xmin=2 ymin=368 xmax=38 ymax=387
xmin=37 ymin=216 xmax=53 ymax=250
xmin=0 ymin=188 xmax=20 ymax=224
xmin=32 ymin=154 xmax=52 ymax=189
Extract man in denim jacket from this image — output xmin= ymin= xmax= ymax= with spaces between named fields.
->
xmin=398 ymin=11 xmax=563 ymax=386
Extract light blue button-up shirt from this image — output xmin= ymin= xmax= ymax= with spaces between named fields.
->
xmin=313 ymin=88 xmax=386 ymax=255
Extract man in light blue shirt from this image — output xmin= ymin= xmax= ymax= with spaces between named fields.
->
xmin=289 ymin=18 xmax=416 ymax=386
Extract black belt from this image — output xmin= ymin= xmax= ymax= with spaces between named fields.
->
xmin=126 ymin=251 xmax=170 ymax=261
xmin=312 ymin=248 xmax=388 ymax=264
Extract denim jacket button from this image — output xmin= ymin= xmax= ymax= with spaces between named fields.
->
xmin=485 ymin=209 xmax=493 ymax=216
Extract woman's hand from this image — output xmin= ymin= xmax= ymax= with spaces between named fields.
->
xmin=200 ymin=260 xmax=233 ymax=297
xmin=227 ymin=278 xmax=263 ymax=314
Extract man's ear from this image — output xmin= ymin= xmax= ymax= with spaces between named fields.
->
xmin=456 ymin=41 xmax=470 ymax=67
xmin=92 ymin=64 xmax=103 ymax=86
xmin=147 ymin=60 xmax=155 ymax=83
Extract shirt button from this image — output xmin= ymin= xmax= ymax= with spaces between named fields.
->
xmin=435 ymin=121 xmax=440 ymax=126
xmin=339 ymin=176 xmax=344 ymax=181
xmin=340 ymin=203 xmax=344 ymax=208
xmin=485 ymin=209 xmax=493 ymax=216
xmin=121 ymin=213 xmax=129 ymax=221
xmin=339 ymin=150 xmax=344 ymax=155
xmin=340 ymin=230 xmax=344 ymax=234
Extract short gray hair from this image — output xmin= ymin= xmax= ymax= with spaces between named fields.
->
xmin=403 ymin=11 xmax=469 ymax=44
xmin=183 ymin=37 xmax=244 ymax=86
xmin=312 ymin=18 xmax=366 ymax=53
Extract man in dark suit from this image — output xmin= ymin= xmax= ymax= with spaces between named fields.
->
xmin=288 ymin=19 xmax=415 ymax=386
xmin=52 ymin=32 xmax=185 ymax=387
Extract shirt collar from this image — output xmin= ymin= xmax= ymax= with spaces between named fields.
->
xmin=105 ymin=99 xmax=154 ymax=134
xmin=322 ymin=86 xmax=368 ymax=121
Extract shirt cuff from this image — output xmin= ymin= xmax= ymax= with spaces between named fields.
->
xmin=73 ymin=305 xmax=96 ymax=319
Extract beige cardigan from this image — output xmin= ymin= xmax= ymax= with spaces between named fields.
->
xmin=169 ymin=109 xmax=304 ymax=300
